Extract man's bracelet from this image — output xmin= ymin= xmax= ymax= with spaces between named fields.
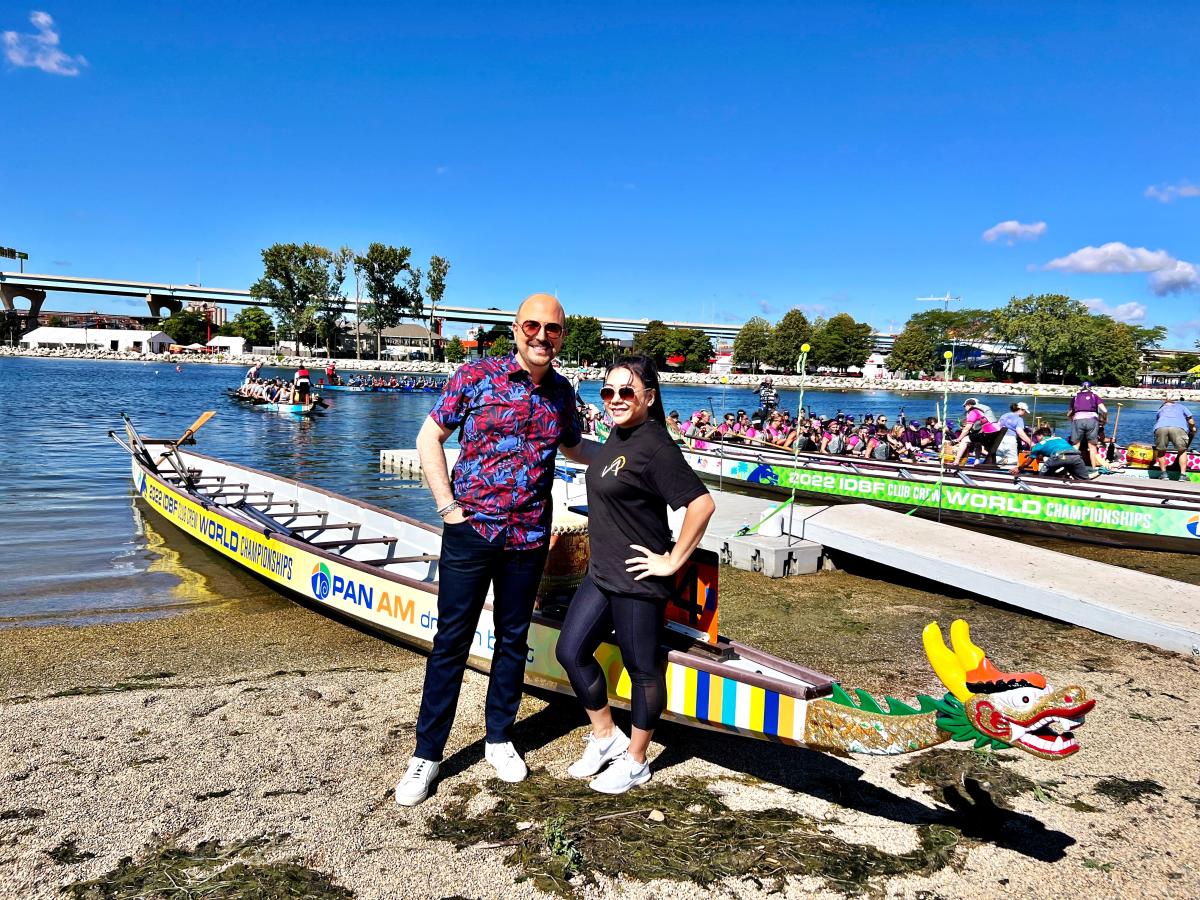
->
xmin=437 ymin=500 xmax=462 ymax=518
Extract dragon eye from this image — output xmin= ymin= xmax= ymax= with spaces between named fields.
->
xmin=1022 ymin=695 xmax=1030 ymax=704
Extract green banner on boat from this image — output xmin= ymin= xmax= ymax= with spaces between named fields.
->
xmin=722 ymin=458 xmax=1200 ymax=540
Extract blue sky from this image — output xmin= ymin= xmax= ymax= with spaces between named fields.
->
xmin=3 ymin=3 xmax=1198 ymax=343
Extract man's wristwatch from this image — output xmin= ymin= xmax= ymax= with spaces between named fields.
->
xmin=437 ymin=500 xmax=462 ymax=519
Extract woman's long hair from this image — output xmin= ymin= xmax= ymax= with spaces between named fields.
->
xmin=605 ymin=355 xmax=667 ymax=425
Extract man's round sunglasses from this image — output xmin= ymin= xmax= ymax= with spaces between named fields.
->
xmin=515 ymin=319 xmax=564 ymax=338
xmin=599 ymin=385 xmax=649 ymax=402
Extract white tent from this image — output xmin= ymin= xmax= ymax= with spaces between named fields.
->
xmin=20 ymin=326 xmax=172 ymax=353
xmin=207 ymin=336 xmax=246 ymax=355
xmin=184 ymin=343 xmax=206 ymax=351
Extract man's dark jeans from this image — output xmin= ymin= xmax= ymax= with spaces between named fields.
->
xmin=413 ymin=519 xmax=549 ymax=762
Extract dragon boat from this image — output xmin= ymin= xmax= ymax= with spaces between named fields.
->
xmin=225 ymin=388 xmax=325 ymax=416
xmin=320 ymin=383 xmax=443 ymax=394
xmin=664 ymin=439 xmax=1200 ymax=553
xmin=110 ymin=412 xmax=1093 ymax=761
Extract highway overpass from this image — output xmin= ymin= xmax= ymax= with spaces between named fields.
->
xmin=0 ymin=271 xmax=742 ymax=340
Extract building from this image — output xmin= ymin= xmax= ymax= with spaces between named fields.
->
xmin=20 ymin=326 xmax=172 ymax=353
xmin=379 ymin=323 xmax=445 ymax=359
xmin=206 ymin=336 xmax=246 ymax=355
xmin=186 ymin=301 xmax=228 ymax=327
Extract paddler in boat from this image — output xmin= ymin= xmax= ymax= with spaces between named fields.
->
xmin=951 ymin=398 xmax=1007 ymax=467
xmin=293 ymin=366 xmax=311 ymax=405
xmin=556 ymin=355 xmax=716 ymax=793
xmin=1014 ymin=426 xmax=1096 ymax=481
xmin=1153 ymin=396 xmax=1196 ymax=476
xmin=395 ymin=293 xmax=597 ymax=807
xmin=325 ymin=360 xmax=338 ymax=385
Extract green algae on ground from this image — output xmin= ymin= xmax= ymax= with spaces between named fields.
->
xmin=425 ymin=773 xmax=959 ymax=896
xmin=47 ymin=838 xmax=96 ymax=864
xmin=1093 ymin=777 xmax=1166 ymax=805
xmin=893 ymin=749 xmax=1047 ymax=810
xmin=63 ymin=834 xmax=353 ymax=900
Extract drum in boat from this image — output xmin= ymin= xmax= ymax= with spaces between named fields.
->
xmin=1126 ymin=442 xmax=1155 ymax=467
xmin=538 ymin=508 xmax=590 ymax=604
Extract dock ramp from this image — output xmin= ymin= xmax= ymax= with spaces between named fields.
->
xmin=787 ymin=504 xmax=1200 ymax=657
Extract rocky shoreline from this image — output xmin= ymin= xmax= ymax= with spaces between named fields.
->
xmin=2 ymin=562 xmax=1199 ymax=898
xmin=3 ymin=345 xmax=1196 ymax=402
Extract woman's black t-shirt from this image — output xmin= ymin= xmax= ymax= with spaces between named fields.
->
xmin=585 ymin=419 xmax=708 ymax=600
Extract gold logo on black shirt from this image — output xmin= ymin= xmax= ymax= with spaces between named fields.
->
xmin=601 ymin=456 xmax=626 ymax=478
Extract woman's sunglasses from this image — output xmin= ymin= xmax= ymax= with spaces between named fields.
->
xmin=599 ymin=385 xmax=648 ymax=402
xmin=515 ymin=319 xmax=564 ymax=338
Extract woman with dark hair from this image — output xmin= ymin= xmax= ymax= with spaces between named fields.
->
xmin=556 ymin=355 xmax=715 ymax=793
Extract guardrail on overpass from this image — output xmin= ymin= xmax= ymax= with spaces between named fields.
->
xmin=0 ymin=271 xmax=741 ymax=339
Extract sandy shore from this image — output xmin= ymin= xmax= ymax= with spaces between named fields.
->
xmin=3 ymin=561 xmax=1199 ymax=899
xmin=3 ymin=346 xmax=1195 ymax=402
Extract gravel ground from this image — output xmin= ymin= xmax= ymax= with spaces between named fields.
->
xmin=2 ymin=566 xmax=1199 ymax=899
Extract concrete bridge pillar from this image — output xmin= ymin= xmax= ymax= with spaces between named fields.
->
xmin=145 ymin=292 xmax=182 ymax=319
xmin=0 ymin=283 xmax=47 ymax=333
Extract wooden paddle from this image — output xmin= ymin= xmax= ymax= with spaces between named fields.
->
xmin=155 ymin=410 xmax=216 ymax=464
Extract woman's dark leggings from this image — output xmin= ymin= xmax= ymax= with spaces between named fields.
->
xmin=555 ymin=575 xmax=667 ymax=731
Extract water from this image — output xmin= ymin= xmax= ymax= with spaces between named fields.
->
xmin=0 ymin=357 xmax=1178 ymax=626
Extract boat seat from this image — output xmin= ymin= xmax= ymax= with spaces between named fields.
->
xmin=309 ymin=536 xmax=397 ymax=549
xmin=361 ymin=553 xmax=439 ymax=566
xmin=290 ymin=522 xmax=360 ymax=533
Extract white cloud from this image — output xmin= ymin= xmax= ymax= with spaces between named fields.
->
xmin=798 ymin=303 xmax=829 ymax=316
xmin=1043 ymin=241 xmax=1199 ymax=296
xmin=982 ymin=220 xmax=1047 ymax=244
xmin=758 ymin=300 xmax=776 ymax=315
xmin=1145 ymin=182 xmax=1200 ymax=203
xmin=3 ymin=11 xmax=86 ymax=76
xmin=434 ymin=165 xmax=449 ymax=175
xmin=1080 ymin=298 xmax=1148 ymax=323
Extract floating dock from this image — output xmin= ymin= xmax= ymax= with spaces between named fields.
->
xmin=381 ymin=448 xmax=1200 ymax=656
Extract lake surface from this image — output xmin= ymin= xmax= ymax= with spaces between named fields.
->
xmin=0 ymin=356 xmax=1178 ymax=626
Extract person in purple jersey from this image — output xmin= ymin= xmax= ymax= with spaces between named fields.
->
xmin=395 ymin=293 xmax=598 ymax=807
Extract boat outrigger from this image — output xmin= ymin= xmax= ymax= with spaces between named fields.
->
xmin=111 ymin=412 xmax=1093 ymax=761
xmin=670 ymin=440 xmax=1200 ymax=553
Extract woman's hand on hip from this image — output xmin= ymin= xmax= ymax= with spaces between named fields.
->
xmin=626 ymin=545 xmax=675 ymax=581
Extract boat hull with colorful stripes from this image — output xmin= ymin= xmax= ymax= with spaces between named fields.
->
xmin=112 ymin=419 xmax=836 ymax=749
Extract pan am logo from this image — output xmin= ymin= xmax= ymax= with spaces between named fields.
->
xmin=1188 ymin=516 xmax=1200 ymax=538
xmin=311 ymin=562 xmax=332 ymax=599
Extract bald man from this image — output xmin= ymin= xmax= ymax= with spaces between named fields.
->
xmin=396 ymin=293 xmax=598 ymax=805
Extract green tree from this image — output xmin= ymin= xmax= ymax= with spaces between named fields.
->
xmin=764 ymin=308 xmax=812 ymax=372
xmin=633 ymin=320 xmax=672 ymax=366
xmin=250 ymin=243 xmax=336 ymax=353
xmin=307 ymin=246 xmax=354 ymax=358
xmin=227 ymin=306 xmax=275 ymax=348
xmin=160 ymin=309 xmax=208 ymax=346
xmin=992 ymin=294 xmax=1089 ymax=382
xmin=425 ymin=255 xmax=450 ymax=359
xmin=1088 ymin=320 xmax=1143 ymax=386
xmin=887 ymin=323 xmax=939 ymax=376
xmin=732 ymin=317 xmax=771 ymax=372
xmin=46 ymin=314 xmax=65 ymax=327
xmin=355 ymin=243 xmax=418 ymax=357
xmin=809 ymin=312 xmax=873 ymax=371
xmin=1127 ymin=324 xmax=1168 ymax=350
xmin=444 ymin=336 xmax=466 ymax=363
xmin=488 ymin=334 xmax=513 ymax=357
xmin=563 ymin=315 xmax=604 ymax=364
xmin=666 ymin=328 xmax=715 ymax=373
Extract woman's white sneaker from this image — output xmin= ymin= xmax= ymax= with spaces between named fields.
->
xmin=589 ymin=752 xmax=651 ymax=794
xmin=567 ymin=727 xmax=631 ymax=779
xmin=485 ymin=741 xmax=528 ymax=782
xmin=395 ymin=757 xmax=439 ymax=806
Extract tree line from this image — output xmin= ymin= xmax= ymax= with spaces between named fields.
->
xmin=732 ymin=310 xmax=873 ymax=373
xmin=886 ymin=294 xmax=1167 ymax=386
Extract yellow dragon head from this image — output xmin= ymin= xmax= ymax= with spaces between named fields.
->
xmin=922 ymin=620 xmax=1095 ymax=759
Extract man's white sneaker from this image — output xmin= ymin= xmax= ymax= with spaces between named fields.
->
xmin=567 ymin=727 xmax=631 ymax=779
xmin=485 ymin=741 xmax=528 ymax=783
xmin=394 ymin=757 xmax=439 ymax=806
xmin=589 ymin=752 xmax=651 ymax=794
